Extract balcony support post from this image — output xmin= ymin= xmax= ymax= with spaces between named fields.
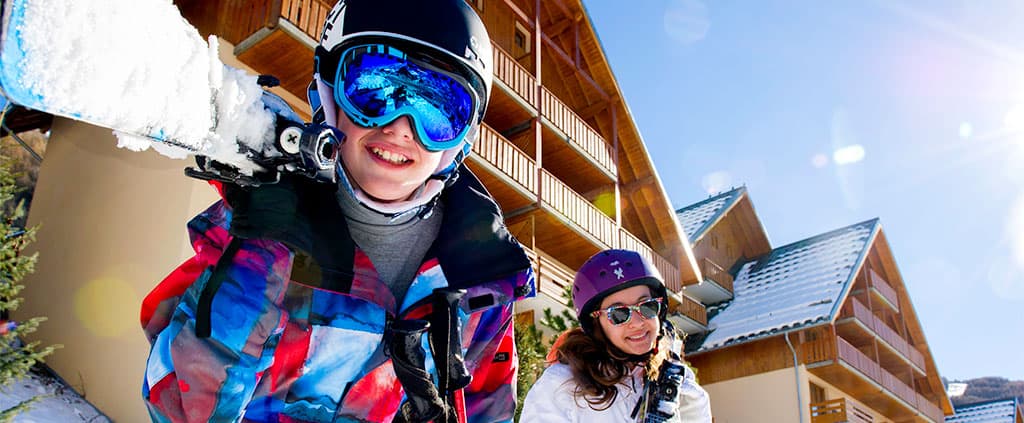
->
xmin=612 ymin=105 xmax=621 ymax=226
xmin=533 ymin=0 xmax=543 ymax=208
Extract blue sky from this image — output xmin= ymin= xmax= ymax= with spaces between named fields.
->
xmin=583 ymin=0 xmax=1024 ymax=381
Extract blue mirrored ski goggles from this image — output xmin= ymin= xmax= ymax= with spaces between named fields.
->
xmin=319 ymin=44 xmax=481 ymax=152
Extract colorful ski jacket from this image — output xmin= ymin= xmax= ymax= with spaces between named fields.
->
xmin=140 ymin=169 xmax=535 ymax=423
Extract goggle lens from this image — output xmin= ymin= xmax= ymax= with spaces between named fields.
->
xmin=334 ymin=45 xmax=477 ymax=151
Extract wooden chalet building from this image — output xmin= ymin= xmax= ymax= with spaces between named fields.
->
xmin=14 ymin=1 xmax=706 ymax=421
xmin=675 ymin=187 xmax=954 ymax=423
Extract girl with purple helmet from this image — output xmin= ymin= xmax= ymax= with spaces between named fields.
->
xmin=520 ymin=249 xmax=712 ymax=422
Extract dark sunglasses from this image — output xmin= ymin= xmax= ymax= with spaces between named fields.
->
xmin=590 ymin=298 xmax=662 ymax=326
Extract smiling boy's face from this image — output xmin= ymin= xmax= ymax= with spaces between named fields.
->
xmin=336 ymin=112 xmax=444 ymax=202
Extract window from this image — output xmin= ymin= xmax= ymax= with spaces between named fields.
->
xmin=513 ymin=21 xmax=531 ymax=57
xmin=809 ymin=382 xmax=826 ymax=404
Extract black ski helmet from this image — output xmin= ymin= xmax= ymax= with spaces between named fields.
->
xmin=313 ymin=0 xmax=493 ymax=147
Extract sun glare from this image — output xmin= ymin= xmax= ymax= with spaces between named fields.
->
xmin=833 ymin=144 xmax=866 ymax=165
xmin=1003 ymin=104 xmax=1024 ymax=132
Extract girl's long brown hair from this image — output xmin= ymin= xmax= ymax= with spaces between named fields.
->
xmin=548 ymin=319 xmax=670 ymax=410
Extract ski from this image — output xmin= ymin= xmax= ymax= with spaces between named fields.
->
xmin=0 ymin=0 xmax=333 ymax=182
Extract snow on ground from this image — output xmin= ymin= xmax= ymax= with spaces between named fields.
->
xmin=0 ymin=367 xmax=110 ymax=422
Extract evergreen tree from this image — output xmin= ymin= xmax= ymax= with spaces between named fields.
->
xmin=0 ymin=151 xmax=56 ymax=422
xmin=514 ymin=284 xmax=580 ymax=421
xmin=539 ymin=284 xmax=579 ymax=334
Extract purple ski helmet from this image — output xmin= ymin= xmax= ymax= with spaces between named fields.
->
xmin=573 ymin=249 xmax=669 ymax=334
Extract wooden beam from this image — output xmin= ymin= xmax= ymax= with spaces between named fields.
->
xmin=544 ymin=17 xmax=573 ymax=40
xmin=621 ymin=175 xmax=655 ymax=195
xmin=541 ymin=32 xmax=610 ymax=101
xmin=577 ymin=98 xmax=611 ymax=121
xmin=502 ymin=0 xmax=534 ymax=29
xmin=547 ymin=0 xmax=575 ymax=21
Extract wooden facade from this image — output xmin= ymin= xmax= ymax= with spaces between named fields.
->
xmin=681 ymin=191 xmax=770 ymax=304
xmin=170 ymin=0 xmax=704 ymax=322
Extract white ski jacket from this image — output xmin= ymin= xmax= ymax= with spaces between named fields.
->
xmin=520 ymin=363 xmax=712 ymax=423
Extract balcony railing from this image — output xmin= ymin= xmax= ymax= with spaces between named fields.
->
xmin=838 ymin=337 xmax=938 ymax=420
xmin=618 ymin=229 xmax=681 ymax=292
xmin=474 ymin=124 xmax=537 ymax=193
xmin=540 ymin=170 xmax=618 ymax=248
xmin=699 ymin=257 xmax=733 ymax=292
xmin=492 ymin=42 xmax=537 ymax=106
xmin=810 ymin=398 xmax=874 ymax=423
xmin=540 ymin=88 xmax=616 ymax=176
xmin=677 ymin=293 xmax=707 ymax=327
xmin=536 ymin=252 xmax=576 ymax=302
xmin=916 ymin=392 xmax=945 ymax=423
xmin=217 ymin=0 xmax=330 ymax=43
xmin=842 ymin=299 xmax=927 ymax=371
xmin=803 ymin=336 xmax=941 ymax=423
xmin=280 ymin=0 xmax=332 ymax=40
xmin=868 ymin=269 xmax=900 ymax=311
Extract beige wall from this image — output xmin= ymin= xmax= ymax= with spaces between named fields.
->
xmin=704 ymin=366 xmax=893 ymax=423
xmin=703 ymin=366 xmax=807 ymax=423
xmin=15 ymin=118 xmax=219 ymax=422
xmin=11 ymin=36 xmax=303 ymax=422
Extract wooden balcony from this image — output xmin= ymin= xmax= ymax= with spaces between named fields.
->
xmin=683 ymin=257 xmax=735 ymax=304
xmin=868 ymin=269 xmax=900 ymax=312
xmin=810 ymin=398 xmax=874 ymax=423
xmin=535 ymin=251 xmax=576 ymax=303
xmin=802 ymin=336 xmax=944 ymax=423
xmin=700 ymin=258 xmax=734 ymax=292
xmin=916 ymin=392 xmax=945 ymax=423
xmin=668 ymin=292 xmax=708 ymax=335
xmin=491 ymin=42 xmax=537 ymax=109
xmin=618 ymin=229 xmax=682 ymax=293
xmin=175 ymin=0 xmax=328 ymax=99
xmin=540 ymin=170 xmax=618 ymax=249
xmin=539 ymin=87 xmax=616 ymax=177
xmin=838 ymin=298 xmax=927 ymax=373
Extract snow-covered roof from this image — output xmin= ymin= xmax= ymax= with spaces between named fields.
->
xmin=675 ymin=187 xmax=746 ymax=243
xmin=948 ymin=398 xmax=1022 ymax=423
xmin=694 ymin=219 xmax=879 ymax=352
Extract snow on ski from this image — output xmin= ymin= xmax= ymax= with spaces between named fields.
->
xmin=0 ymin=0 xmax=276 ymax=174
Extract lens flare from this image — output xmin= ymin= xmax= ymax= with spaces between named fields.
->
xmin=1003 ymin=104 xmax=1024 ymax=131
xmin=593 ymin=192 xmax=616 ymax=218
xmin=958 ymin=122 xmax=973 ymax=139
xmin=833 ymin=144 xmax=866 ymax=165
xmin=811 ymin=153 xmax=829 ymax=168
xmin=701 ymin=170 xmax=732 ymax=195
xmin=989 ymin=196 xmax=1024 ymax=300
xmin=74 ymin=277 xmax=140 ymax=338
xmin=1010 ymin=196 xmax=1024 ymax=269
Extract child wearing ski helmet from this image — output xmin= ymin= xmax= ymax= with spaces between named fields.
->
xmin=520 ymin=249 xmax=712 ymax=422
xmin=140 ymin=1 xmax=534 ymax=422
